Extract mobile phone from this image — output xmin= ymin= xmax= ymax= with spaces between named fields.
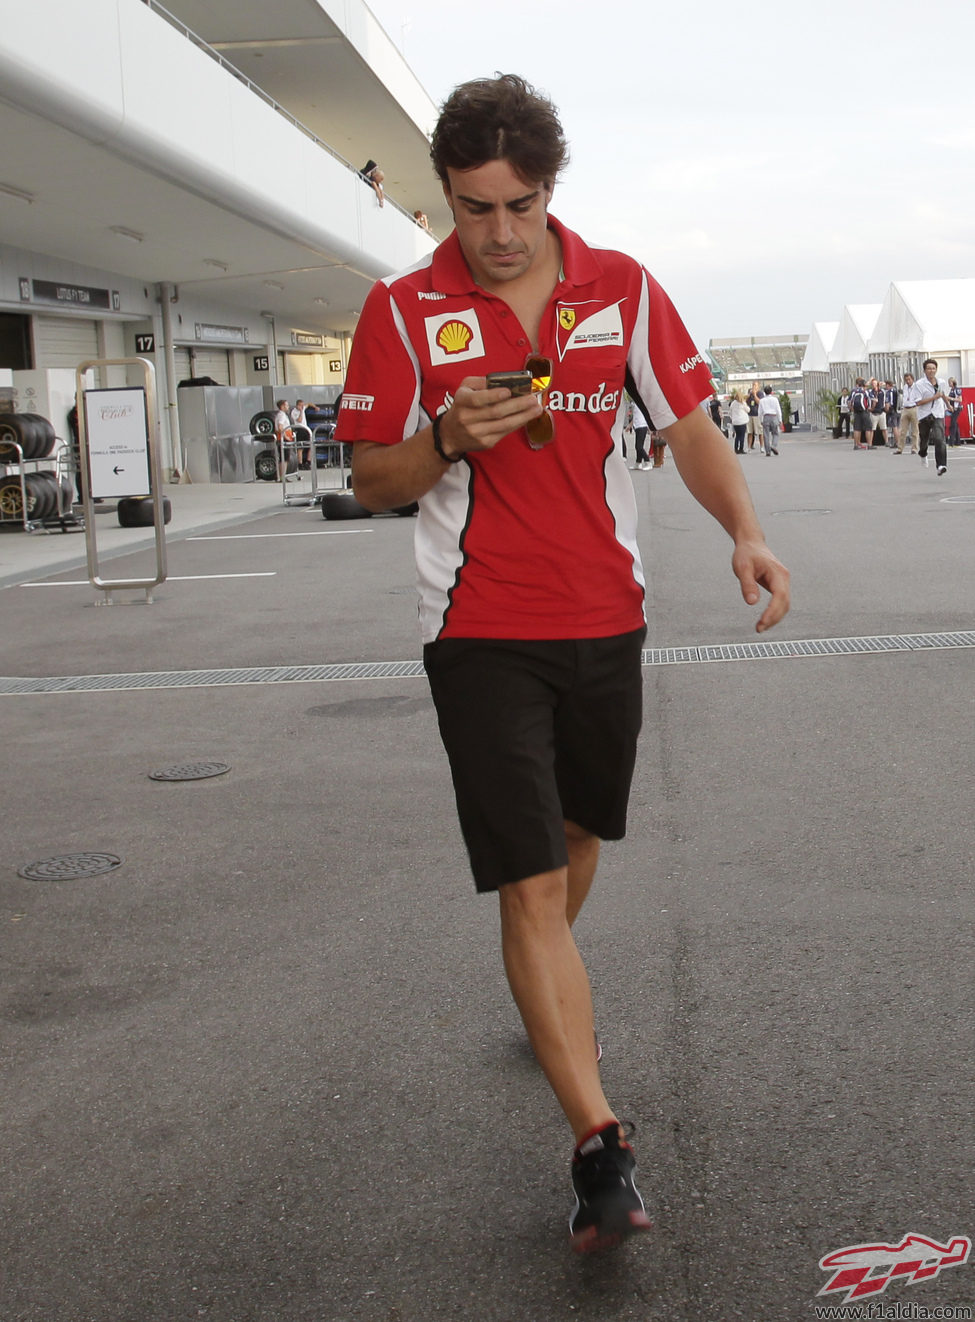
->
xmin=486 ymin=370 xmax=533 ymax=396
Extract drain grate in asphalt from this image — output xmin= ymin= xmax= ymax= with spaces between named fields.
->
xmin=0 ymin=661 xmax=427 ymax=694
xmin=148 ymin=761 xmax=231 ymax=782
xmin=4 ymin=632 xmax=975 ymax=695
xmin=771 ymin=508 xmax=833 ymax=516
xmin=18 ymin=852 xmax=123 ymax=881
xmin=644 ymin=632 xmax=975 ymax=666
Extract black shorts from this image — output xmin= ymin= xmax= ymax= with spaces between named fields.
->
xmin=423 ymin=628 xmax=646 ymax=892
xmin=853 ymin=409 xmax=872 ymax=432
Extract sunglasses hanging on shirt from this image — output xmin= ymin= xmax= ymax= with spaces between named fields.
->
xmin=524 ymin=354 xmax=554 ymax=450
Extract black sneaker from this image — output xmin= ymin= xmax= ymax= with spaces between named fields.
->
xmin=569 ymin=1122 xmax=651 ymax=1253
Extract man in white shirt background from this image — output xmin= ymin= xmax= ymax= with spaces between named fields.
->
xmin=757 ymin=386 xmax=782 ymax=456
xmin=915 ymin=358 xmax=950 ymax=475
xmin=291 ymin=398 xmax=311 ymax=469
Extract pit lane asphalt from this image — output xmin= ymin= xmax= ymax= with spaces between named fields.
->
xmin=2 ymin=434 xmax=973 ymax=1322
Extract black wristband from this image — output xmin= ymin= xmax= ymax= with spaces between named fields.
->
xmin=432 ymin=413 xmax=462 ymax=464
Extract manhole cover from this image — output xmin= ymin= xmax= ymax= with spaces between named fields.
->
xmin=18 ymin=852 xmax=123 ymax=881
xmin=771 ymin=508 xmax=833 ymax=516
xmin=148 ymin=761 xmax=231 ymax=782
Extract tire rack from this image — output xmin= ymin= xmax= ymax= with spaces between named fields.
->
xmin=277 ymin=424 xmax=351 ymax=507
xmin=0 ymin=439 xmax=83 ymax=534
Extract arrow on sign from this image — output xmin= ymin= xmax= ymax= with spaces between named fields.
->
xmin=113 ymin=466 xmax=125 ymax=474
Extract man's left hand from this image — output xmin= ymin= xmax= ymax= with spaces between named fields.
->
xmin=732 ymin=538 xmax=791 ymax=634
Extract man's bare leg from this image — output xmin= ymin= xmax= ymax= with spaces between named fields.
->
xmin=498 ymin=867 xmax=614 ymax=1143
xmin=564 ymin=820 xmax=599 ymax=927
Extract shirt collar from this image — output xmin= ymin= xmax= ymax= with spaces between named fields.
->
xmin=430 ymin=213 xmax=604 ymax=295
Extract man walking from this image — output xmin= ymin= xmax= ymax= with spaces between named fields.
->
xmin=850 ymin=378 xmax=873 ymax=450
xmin=336 ymin=73 xmax=789 ymax=1254
xmin=867 ymin=377 xmax=887 ymax=447
xmin=883 ymin=380 xmax=899 ymax=449
xmin=898 ymin=372 xmax=920 ymax=454
xmin=757 ymin=386 xmax=782 ymax=455
xmin=916 ymin=358 xmax=950 ymax=475
xmin=630 ymin=398 xmax=651 ymax=470
xmin=746 ymin=381 xmax=762 ymax=451
xmin=947 ymin=378 xmax=962 ymax=446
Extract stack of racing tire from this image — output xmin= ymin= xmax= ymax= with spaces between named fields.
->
xmin=0 ymin=412 xmax=73 ymax=524
xmin=248 ymin=410 xmax=281 ymax=482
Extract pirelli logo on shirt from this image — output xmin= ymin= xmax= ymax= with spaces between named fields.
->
xmin=341 ymin=393 xmax=375 ymax=412
xmin=424 ymin=308 xmax=485 ymax=365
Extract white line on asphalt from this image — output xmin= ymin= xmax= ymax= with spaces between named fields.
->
xmin=20 ymin=573 xmax=278 ymax=587
xmin=187 ymin=529 xmax=374 ymax=540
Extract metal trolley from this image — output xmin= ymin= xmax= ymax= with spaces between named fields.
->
xmin=0 ymin=424 xmax=83 ymax=534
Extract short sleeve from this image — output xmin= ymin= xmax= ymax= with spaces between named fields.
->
xmin=334 ymin=280 xmax=421 ymax=445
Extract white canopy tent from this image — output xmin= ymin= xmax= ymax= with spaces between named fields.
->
xmin=801 ymin=321 xmax=839 ymax=428
xmin=867 ymin=279 xmax=975 ymax=387
xmin=801 ymin=322 xmax=839 ymax=373
xmin=828 ymin=304 xmax=882 ymax=388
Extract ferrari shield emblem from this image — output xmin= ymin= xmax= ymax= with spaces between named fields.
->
xmin=558 ymin=307 xmax=576 ymax=331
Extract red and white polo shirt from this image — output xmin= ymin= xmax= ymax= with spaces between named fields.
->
xmin=335 ymin=215 xmax=711 ymax=643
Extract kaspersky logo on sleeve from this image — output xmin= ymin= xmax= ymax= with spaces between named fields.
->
xmin=424 ymin=309 xmax=485 ymax=365
xmin=816 ymin=1232 xmax=971 ymax=1306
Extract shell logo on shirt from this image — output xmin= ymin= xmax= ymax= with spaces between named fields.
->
xmin=425 ymin=308 xmax=485 ymax=365
xmin=556 ymin=300 xmax=625 ymax=361
xmin=437 ymin=321 xmax=473 ymax=354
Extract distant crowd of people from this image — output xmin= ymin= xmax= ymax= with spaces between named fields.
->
xmin=623 ymin=399 xmax=667 ymax=469
xmin=727 ymin=383 xmax=785 ymax=457
xmin=838 ymin=361 xmax=962 ymax=475
xmin=272 ymin=397 xmax=343 ymax=478
xmin=627 ymin=381 xmax=799 ymax=465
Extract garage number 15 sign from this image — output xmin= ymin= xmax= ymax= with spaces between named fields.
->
xmin=84 ymin=387 xmax=152 ymax=499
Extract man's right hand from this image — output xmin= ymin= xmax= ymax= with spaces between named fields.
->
xmin=436 ymin=375 xmax=545 ymax=459
xmin=352 ymin=374 xmax=545 ymax=511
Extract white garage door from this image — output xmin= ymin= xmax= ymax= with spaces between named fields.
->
xmin=32 ymin=316 xmax=99 ymax=369
xmin=189 ymin=349 xmax=229 ymax=382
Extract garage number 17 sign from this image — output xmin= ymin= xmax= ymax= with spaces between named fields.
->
xmin=83 ymin=387 xmax=152 ymax=499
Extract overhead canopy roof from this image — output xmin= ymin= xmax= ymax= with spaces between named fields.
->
xmin=0 ymin=0 xmax=445 ymax=335
xmin=828 ymin=305 xmax=881 ymax=364
xmin=708 ymin=334 xmax=809 ymax=379
xmin=801 ymin=322 xmax=839 ymax=374
xmin=868 ymin=279 xmax=975 ymax=354
xmin=161 ymin=0 xmax=450 ymax=235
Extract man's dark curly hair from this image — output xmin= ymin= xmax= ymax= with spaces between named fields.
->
xmin=430 ymin=73 xmax=568 ymax=188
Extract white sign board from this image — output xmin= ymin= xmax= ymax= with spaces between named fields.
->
xmin=84 ymin=388 xmax=151 ymax=498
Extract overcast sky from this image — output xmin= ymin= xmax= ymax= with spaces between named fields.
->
xmin=365 ymin=0 xmax=973 ymax=351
